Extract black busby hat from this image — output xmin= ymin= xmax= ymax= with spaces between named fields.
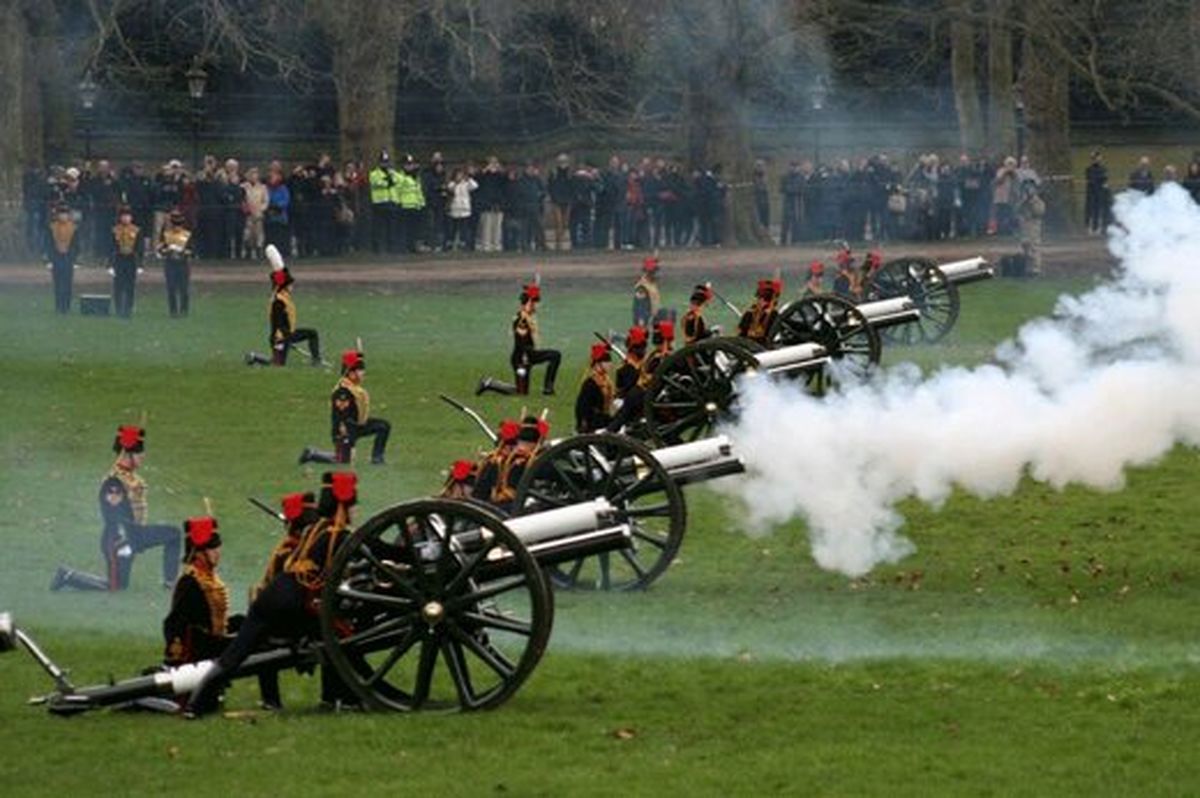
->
xmin=690 ymin=283 xmax=713 ymax=305
xmin=183 ymin=516 xmax=221 ymax=560
xmin=518 ymin=414 xmax=549 ymax=443
xmin=318 ymin=471 xmax=359 ymax=513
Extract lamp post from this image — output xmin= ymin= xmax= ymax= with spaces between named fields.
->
xmin=185 ymin=58 xmax=208 ymax=173
xmin=809 ymin=76 xmax=828 ymax=166
xmin=78 ymin=71 xmax=99 ymax=161
xmin=1013 ymin=88 xmax=1027 ymax=161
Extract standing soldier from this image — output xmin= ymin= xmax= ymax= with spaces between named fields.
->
xmin=477 ymin=283 xmax=561 ymax=396
xmin=737 ymin=279 xmax=783 ymax=346
xmin=245 ymin=244 xmax=322 ymax=367
xmin=45 ymin=203 xmax=78 ymax=314
xmin=51 ymin=425 xmax=182 ymax=592
xmin=184 ymin=472 xmax=360 ymax=717
xmin=158 ymin=208 xmax=193 ymax=317
xmin=682 ymin=283 xmax=716 ymax=344
xmin=110 ymin=206 xmax=141 ymax=318
xmin=803 ymin=260 xmax=825 ymax=296
xmin=300 ymin=350 xmax=392 ymax=465
xmin=632 ymin=256 xmax=661 ymax=327
xmin=574 ymin=342 xmax=615 ymax=433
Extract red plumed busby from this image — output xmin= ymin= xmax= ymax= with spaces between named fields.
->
xmin=450 ymin=460 xmax=475 ymax=483
xmin=590 ymin=342 xmax=612 ymax=364
xmin=808 ymin=260 xmax=825 ymax=275
xmin=113 ymin=425 xmax=145 ymax=454
xmin=341 ymin=350 xmax=365 ymax=372
xmin=183 ymin=515 xmax=221 ymax=557
xmin=865 ymin=250 xmax=883 ymax=268
xmin=521 ymin=283 xmax=541 ymax=303
xmin=518 ymin=414 xmax=549 ymax=443
xmin=835 ymin=249 xmax=854 ymax=266
xmin=756 ymin=279 xmax=782 ymax=300
xmin=281 ymin=491 xmax=315 ymax=522
xmin=654 ymin=320 xmax=675 ymax=343
xmin=498 ymin=419 xmax=521 ymax=443
xmin=329 ymin=472 xmax=358 ymax=504
xmin=626 ymin=326 xmax=649 ymax=348
xmin=690 ymin=283 xmax=714 ymax=304
xmin=642 ymin=256 xmax=660 ymax=273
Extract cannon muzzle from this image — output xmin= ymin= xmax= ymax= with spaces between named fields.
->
xmin=938 ymin=256 xmax=994 ymax=286
xmin=0 ymin=612 xmax=15 ymax=653
xmin=857 ymin=297 xmax=921 ymax=329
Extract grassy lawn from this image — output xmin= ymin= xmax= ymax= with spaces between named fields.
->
xmin=0 ymin=274 xmax=1197 ymax=796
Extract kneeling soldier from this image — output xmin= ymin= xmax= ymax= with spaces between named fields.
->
xmin=52 ymin=425 xmax=182 ymax=592
xmin=300 ymin=349 xmax=391 ymax=465
xmin=246 ymin=244 xmax=322 ymax=367
xmin=477 ymin=282 xmax=561 ymax=396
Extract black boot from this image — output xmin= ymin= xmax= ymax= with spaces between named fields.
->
xmin=183 ymin=662 xmax=229 ymax=719
xmin=299 ymin=447 xmax=338 ymax=465
xmin=245 ymin=352 xmax=272 ymax=366
xmin=476 ymin=376 xmax=518 ymax=396
xmin=50 ymin=566 xmax=108 ymax=592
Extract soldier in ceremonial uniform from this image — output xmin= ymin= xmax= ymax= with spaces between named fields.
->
xmin=158 ymin=209 xmax=193 ymax=317
xmin=185 ymin=472 xmax=360 ymax=717
xmin=245 ymin=245 xmax=322 ymax=367
xmin=832 ymin=251 xmax=856 ymax=299
xmin=489 ymin=415 xmax=550 ymax=512
xmin=737 ymin=278 xmax=783 ymax=346
xmin=606 ymin=325 xmax=649 ymax=433
xmin=45 ymin=203 xmax=78 ymax=314
xmin=632 ymin=256 xmax=662 ymax=327
xmin=300 ymin=350 xmax=391 ymax=465
xmin=440 ymin=460 xmax=477 ymax=500
xmin=476 ymin=283 xmax=561 ymax=396
xmin=51 ymin=425 xmax=182 ymax=591
xmin=471 ymin=419 xmax=520 ymax=505
xmin=803 ymin=260 xmax=825 ymax=296
xmin=682 ymin=283 xmax=716 ymax=344
xmin=163 ymin=516 xmax=233 ymax=666
xmin=110 ymin=206 xmax=141 ymax=318
xmin=255 ymin=492 xmax=318 ymax=602
xmin=574 ymin=342 xmax=615 ymax=433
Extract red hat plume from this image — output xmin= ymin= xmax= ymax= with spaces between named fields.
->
xmin=655 ymin=320 xmax=675 ymax=341
xmin=185 ymin=516 xmax=217 ymax=548
xmin=809 ymin=260 xmax=825 ymax=274
xmin=330 ymin=472 xmax=358 ymax=503
xmin=590 ymin=342 xmax=612 ymax=363
xmin=627 ymin=326 xmax=649 ymax=347
xmin=450 ymin=460 xmax=474 ymax=482
xmin=117 ymin=425 xmax=144 ymax=451
xmin=281 ymin=492 xmax=308 ymax=521
xmin=642 ymin=256 xmax=660 ymax=272
xmin=499 ymin=419 xmax=521 ymax=442
xmin=522 ymin=284 xmax=541 ymax=301
xmin=341 ymin=350 xmax=364 ymax=371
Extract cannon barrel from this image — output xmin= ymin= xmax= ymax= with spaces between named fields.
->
xmin=505 ymin=498 xmax=616 ymax=545
xmin=751 ymin=342 xmax=829 ymax=375
xmin=857 ymin=297 xmax=921 ymax=329
xmin=938 ymin=256 xmax=994 ymax=286
xmin=649 ymin=435 xmax=745 ymax=487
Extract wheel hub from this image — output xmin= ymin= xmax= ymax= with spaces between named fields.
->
xmin=421 ymin=600 xmax=445 ymax=626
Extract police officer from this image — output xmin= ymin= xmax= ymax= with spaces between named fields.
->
xmin=395 ymin=154 xmax=426 ymax=253
xmin=45 ymin=203 xmax=78 ymax=314
xmin=368 ymin=151 xmax=398 ymax=253
xmin=245 ymin=245 xmax=321 ymax=366
xmin=574 ymin=342 xmax=615 ymax=433
xmin=300 ymin=350 xmax=391 ymax=465
xmin=110 ymin=205 xmax=141 ymax=318
xmin=51 ymin=425 xmax=182 ymax=591
xmin=476 ymin=283 xmax=561 ymax=396
xmin=158 ymin=209 xmax=193 ymax=317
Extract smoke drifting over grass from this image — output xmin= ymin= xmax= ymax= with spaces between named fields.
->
xmin=725 ymin=186 xmax=1200 ymax=576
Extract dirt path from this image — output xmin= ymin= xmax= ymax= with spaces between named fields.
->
xmin=0 ymin=236 xmax=1116 ymax=287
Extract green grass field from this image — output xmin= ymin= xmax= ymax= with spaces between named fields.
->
xmin=1 ymin=273 xmax=1197 ymax=797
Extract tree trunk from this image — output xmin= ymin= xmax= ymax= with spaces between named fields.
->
xmin=0 ymin=3 xmax=32 ymax=258
xmin=985 ymin=0 xmax=1015 ymax=157
xmin=949 ymin=0 xmax=984 ymax=152
xmin=314 ymin=1 xmax=408 ymax=163
xmin=1020 ymin=10 xmax=1073 ymax=233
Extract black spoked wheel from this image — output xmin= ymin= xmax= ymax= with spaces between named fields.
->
xmin=769 ymin=294 xmax=881 ymax=386
xmin=644 ymin=339 xmax=759 ymax=446
xmin=866 ymin=256 xmax=960 ymax=344
xmin=320 ymin=499 xmax=553 ymax=712
xmin=514 ymin=433 xmax=686 ymax=591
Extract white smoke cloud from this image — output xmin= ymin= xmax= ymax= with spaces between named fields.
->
xmin=723 ymin=185 xmax=1200 ymax=576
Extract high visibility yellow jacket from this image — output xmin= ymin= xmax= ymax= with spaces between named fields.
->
xmin=393 ymin=171 xmax=426 ymax=210
xmin=369 ymin=167 xmax=396 ymax=205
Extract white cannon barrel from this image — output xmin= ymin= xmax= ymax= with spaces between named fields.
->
xmin=504 ymin=498 xmax=615 ymax=545
xmin=857 ymin=297 xmax=921 ymax=328
xmin=938 ymin=256 xmax=994 ymax=285
xmin=752 ymin=343 xmax=827 ymax=372
xmin=651 ymin=435 xmax=733 ymax=471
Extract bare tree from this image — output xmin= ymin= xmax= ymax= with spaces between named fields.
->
xmin=948 ymin=0 xmax=984 ymax=151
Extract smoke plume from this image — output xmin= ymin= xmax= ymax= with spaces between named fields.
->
xmin=724 ymin=185 xmax=1200 ymax=576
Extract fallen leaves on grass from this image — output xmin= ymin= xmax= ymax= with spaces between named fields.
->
xmin=612 ymin=727 xmax=637 ymax=741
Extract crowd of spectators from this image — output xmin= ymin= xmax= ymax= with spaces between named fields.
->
xmin=20 ymin=146 xmax=1198 ymax=263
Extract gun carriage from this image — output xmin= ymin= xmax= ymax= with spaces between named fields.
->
xmin=865 ymin=255 xmax=995 ymax=344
